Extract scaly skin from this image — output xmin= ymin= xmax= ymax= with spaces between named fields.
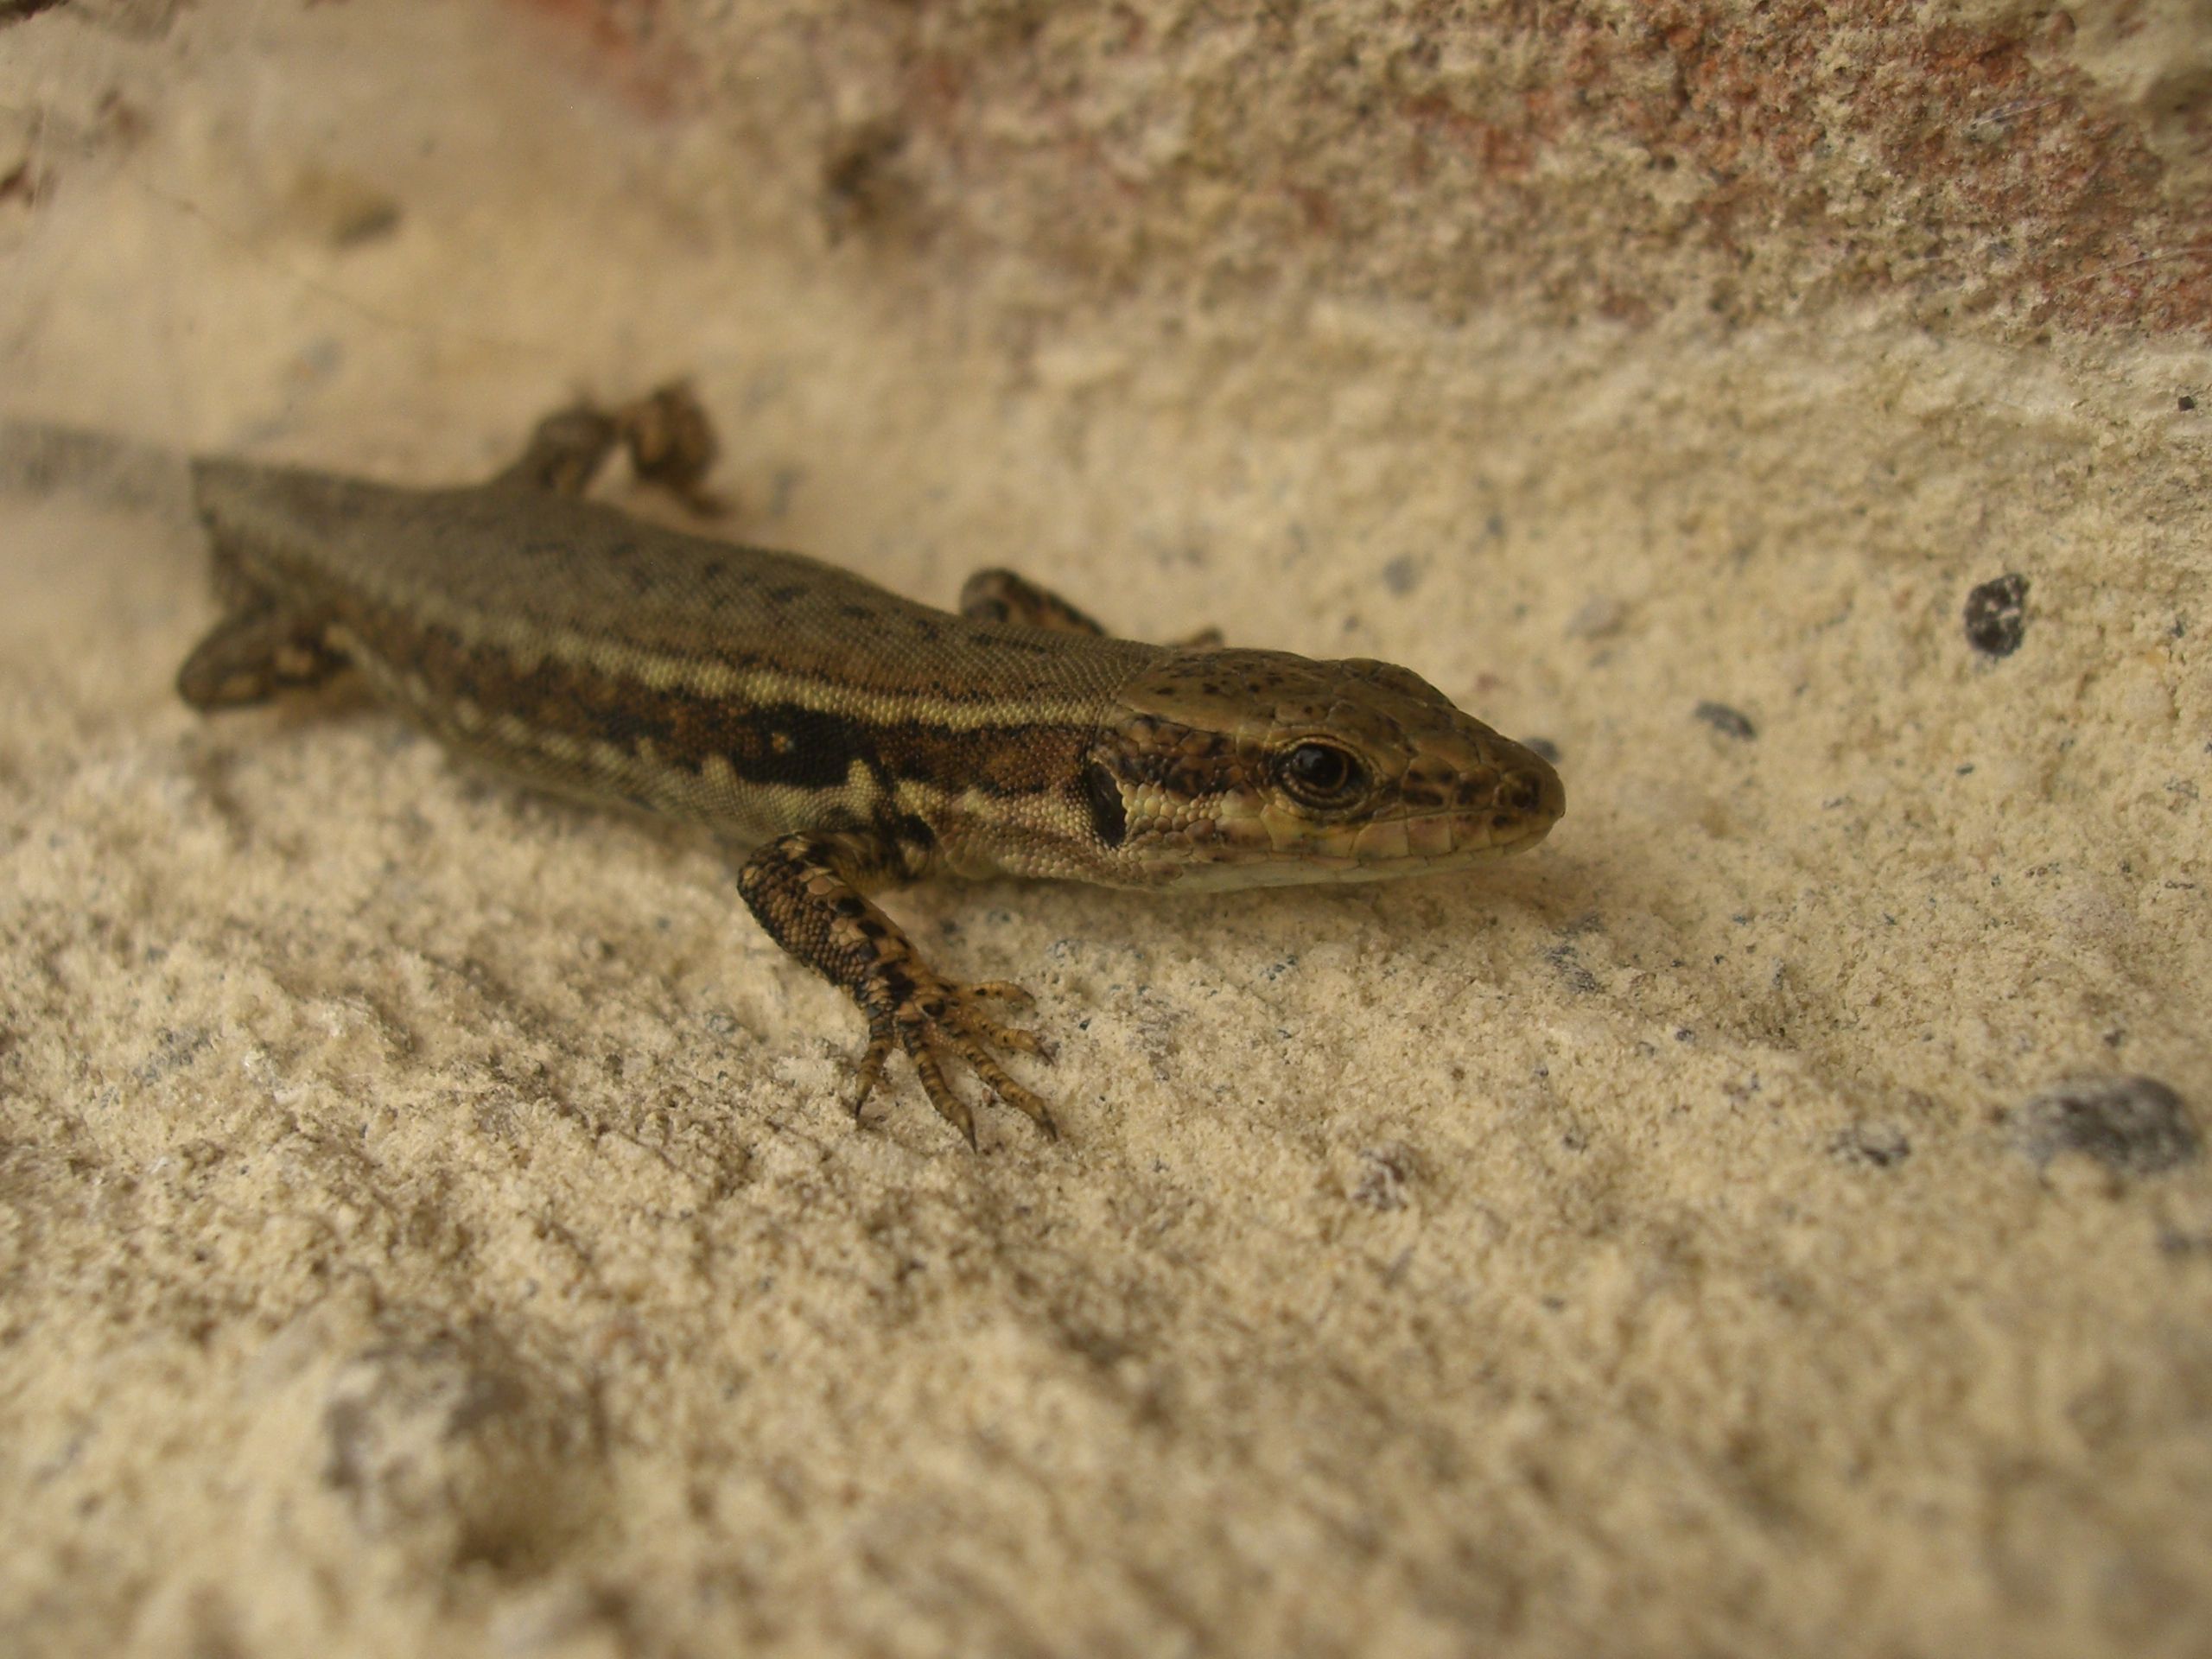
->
xmin=179 ymin=386 xmax=1564 ymax=1147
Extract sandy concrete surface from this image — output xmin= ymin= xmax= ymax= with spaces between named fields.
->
xmin=2 ymin=3 xmax=2209 ymax=1656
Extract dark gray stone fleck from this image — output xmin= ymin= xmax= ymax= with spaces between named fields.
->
xmin=2007 ymin=1076 xmax=2199 ymax=1176
xmin=1694 ymin=701 xmax=1757 ymax=741
xmin=1351 ymin=1143 xmax=1416 ymax=1211
xmin=1379 ymin=554 xmax=1423 ymax=595
xmin=1831 ymin=1122 xmax=1911 ymax=1169
xmin=1545 ymin=942 xmax=1599 ymax=995
xmin=1963 ymin=574 xmax=2030 ymax=658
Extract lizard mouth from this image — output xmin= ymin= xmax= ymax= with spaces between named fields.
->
xmin=1148 ymin=788 xmax=1563 ymax=890
xmin=1344 ymin=754 xmax=1565 ymax=867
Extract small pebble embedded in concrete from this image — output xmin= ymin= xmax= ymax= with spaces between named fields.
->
xmin=1380 ymin=553 xmax=1423 ymax=595
xmin=2007 ymin=1076 xmax=2200 ymax=1176
xmin=1565 ymin=595 xmax=1626 ymax=639
xmin=1963 ymin=574 xmax=2030 ymax=658
xmin=1545 ymin=941 xmax=1599 ymax=995
xmin=1351 ymin=1144 xmax=1416 ymax=1211
xmin=1831 ymin=1122 xmax=1911 ymax=1168
xmin=1523 ymin=735 xmax=1561 ymax=766
xmin=1694 ymin=701 xmax=1757 ymax=741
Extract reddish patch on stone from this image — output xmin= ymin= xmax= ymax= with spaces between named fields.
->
xmin=1609 ymin=1 xmax=2209 ymax=334
xmin=623 ymin=0 xmax=2209 ymax=340
xmin=502 ymin=0 xmax=691 ymax=118
xmin=1402 ymin=92 xmax=1542 ymax=181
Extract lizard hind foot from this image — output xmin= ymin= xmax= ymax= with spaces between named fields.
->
xmin=610 ymin=381 xmax=723 ymax=514
xmin=849 ymin=969 xmax=1060 ymax=1147
xmin=498 ymin=380 xmax=725 ymax=514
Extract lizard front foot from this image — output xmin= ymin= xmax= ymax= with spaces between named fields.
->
xmin=736 ymin=831 xmax=1061 ymax=1149
xmin=851 ymin=971 xmax=1058 ymax=1147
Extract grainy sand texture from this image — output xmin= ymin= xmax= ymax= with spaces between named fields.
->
xmin=3 ymin=3 xmax=2209 ymax=1656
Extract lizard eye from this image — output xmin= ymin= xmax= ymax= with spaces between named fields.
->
xmin=1277 ymin=741 xmax=1368 ymax=809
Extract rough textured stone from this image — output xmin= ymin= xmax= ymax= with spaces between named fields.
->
xmin=546 ymin=0 xmax=2212 ymax=340
xmin=2010 ymin=1076 xmax=2201 ymax=1176
xmin=2 ymin=3 xmax=2208 ymax=1656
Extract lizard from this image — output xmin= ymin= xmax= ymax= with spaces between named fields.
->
xmin=171 ymin=384 xmax=1566 ymax=1147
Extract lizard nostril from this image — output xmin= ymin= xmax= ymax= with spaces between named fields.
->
xmin=1499 ymin=766 xmax=1562 ymax=820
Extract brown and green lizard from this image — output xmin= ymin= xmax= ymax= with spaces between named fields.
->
xmin=171 ymin=385 xmax=1564 ymax=1146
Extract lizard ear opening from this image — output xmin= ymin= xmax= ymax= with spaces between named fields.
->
xmin=1082 ymin=760 xmax=1128 ymax=849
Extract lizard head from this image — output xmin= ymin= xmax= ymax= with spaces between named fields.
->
xmin=1080 ymin=649 xmax=1564 ymax=890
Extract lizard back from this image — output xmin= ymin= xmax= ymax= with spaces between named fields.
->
xmin=189 ymin=459 xmax=1154 ymax=854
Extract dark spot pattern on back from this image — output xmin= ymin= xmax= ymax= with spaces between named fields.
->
xmin=335 ymin=588 xmax=1096 ymax=798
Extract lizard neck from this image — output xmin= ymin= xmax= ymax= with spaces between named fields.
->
xmin=889 ymin=635 xmax=1169 ymax=887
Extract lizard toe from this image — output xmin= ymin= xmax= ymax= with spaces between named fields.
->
xmin=868 ymin=971 xmax=1059 ymax=1146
